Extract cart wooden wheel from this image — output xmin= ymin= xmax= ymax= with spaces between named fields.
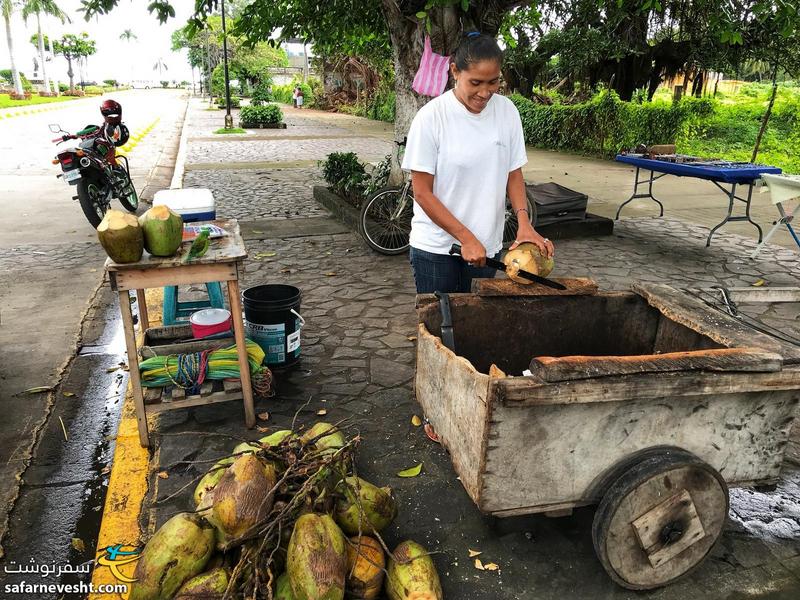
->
xmin=591 ymin=448 xmax=728 ymax=590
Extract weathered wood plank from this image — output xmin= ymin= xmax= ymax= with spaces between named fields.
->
xmin=147 ymin=389 xmax=244 ymax=413
xmin=415 ymin=324 xmax=491 ymax=504
xmin=479 ymin=390 xmax=797 ymax=513
xmin=499 ymin=367 xmax=800 ymax=405
xmin=528 ymin=347 xmax=782 ymax=382
xmin=634 ymin=283 xmax=796 ymax=360
xmin=110 ymin=263 xmax=238 ymax=292
xmin=140 ymin=336 xmax=236 ymax=359
xmin=471 ymin=278 xmax=598 ymax=297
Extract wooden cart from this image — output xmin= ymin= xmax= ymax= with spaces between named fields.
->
xmin=415 ymin=280 xmax=800 ymax=590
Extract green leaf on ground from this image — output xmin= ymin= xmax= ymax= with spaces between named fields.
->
xmin=397 ymin=463 xmax=423 ymax=478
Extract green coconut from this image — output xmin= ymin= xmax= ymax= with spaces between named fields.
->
xmin=210 ymin=454 xmax=277 ymax=549
xmin=334 ymin=477 xmax=397 ymax=535
xmin=287 ymin=514 xmax=346 ymax=600
xmin=275 ymin=572 xmax=297 ymax=600
xmin=385 ymin=540 xmax=442 ymax=600
xmin=301 ymin=422 xmax=345 ymax=453
xmin=173 ymin=567 xmax=229 ymax=600
xmin=232 ymin=441 xmax=262 ymax=456
xmin=193 ymin=457 xmax=235 ymax=507
xmin=259 ymin=429 xmax=294 ymax=447
xmin=97 ymin=209 xmax=143 ymax=264
xmin=138 ymin=204 xmax=184 ymax=256
xmin=129 ymin=512 xmax=216 ymax=600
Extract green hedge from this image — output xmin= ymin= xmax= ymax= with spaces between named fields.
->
xmin=240 ymin=103 xmax=283 ymax=126
xmin=510 ymin=91 xmax=689 ymax=157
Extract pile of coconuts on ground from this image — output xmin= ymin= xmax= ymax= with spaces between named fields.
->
xmin=129 ymin=422 xmax=443 ymax=600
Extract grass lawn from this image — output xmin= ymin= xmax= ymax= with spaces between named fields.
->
xmin=213 ymin=127 xmax=247 ymax=134
xmin=0 ymin=93 xmax=82 ymax=109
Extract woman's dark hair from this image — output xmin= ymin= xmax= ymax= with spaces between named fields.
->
xmin=451 ymin=32 xmax=503 ymax=71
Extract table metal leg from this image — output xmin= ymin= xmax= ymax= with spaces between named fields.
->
xmin=708 ymin=182 xmax=763 ymax=247
xmin=135 ymin=289 xmax=149 ymax=332
xmin=228 ymin=278 xmax=256 ymax=428
xmin=119 ymin=290 xmax=150 ymax=448
xmin=752 ymin=201 xmax=800 ymax=257
xmin=743 ymin=183 xmax=764 ymax=242
xmin=616 ymin=167 xmax=665 ymax=219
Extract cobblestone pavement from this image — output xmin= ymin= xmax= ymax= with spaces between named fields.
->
xmin=142 ymin=101 xmax=800 ymax=599
xmin=186 ymin=137 xmax=392 ymax=165
xmin=183 ymin=167 xmax=329 ymax=221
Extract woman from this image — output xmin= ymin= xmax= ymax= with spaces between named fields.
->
xmin=402 ymin=32 xmax=554 ymax=294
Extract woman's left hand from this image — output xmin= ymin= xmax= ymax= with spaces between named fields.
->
xmin=510 ymin=221 xmax=554 ymax=258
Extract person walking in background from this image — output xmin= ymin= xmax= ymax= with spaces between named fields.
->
xmin=296 ymin=87 xmax=304 ymax=108
xmin=292 ymin=86 xmax=299 ymax=108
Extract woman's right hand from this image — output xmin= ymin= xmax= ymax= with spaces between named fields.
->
xmin=459 ymin=235 xmax=487 ymax=267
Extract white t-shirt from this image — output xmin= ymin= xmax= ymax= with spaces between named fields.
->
xmin=401 ymin=90 xmax=528 ymax=256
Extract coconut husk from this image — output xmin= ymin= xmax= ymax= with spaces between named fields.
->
xmin=173 ymin=567 xmax=229 ymax=600
xmin=385 ymin=540 xmax=442 ymax=600
xmin=129 ymin=513 xmax=215 ymax=600
xmin=210 ymin=454 xmax=277 ymax=549
xmin=346 ymin=535 xmax=385 ymax=600
xmin=301 ymin=422 xmax=345 ymax=453
xmin=193 ymin=457 xmax=235 ymax=507
xmin=287 ymin=513 xmax=346 ymax=600
xmin=97 ymin=209 xmax=143 ymax=264
xmin=275 ymin=572 xmax=297 ymax=600
xmin=503 ymin=242 xmax=555 ymax=284
xmin=334 ymin=476 xmax=397 ymax=535
xmin=259 ymin=429 xmax=293 ymax=448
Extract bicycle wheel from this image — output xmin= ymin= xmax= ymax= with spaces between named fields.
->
xmin=503 ymin=196 xmax=535 ymax=246
xmin=359 ymin=186 xmax=413 ymax=255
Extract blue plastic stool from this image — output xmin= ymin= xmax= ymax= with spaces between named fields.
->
xmin=162 ymin=282 xmax=225 ymax=325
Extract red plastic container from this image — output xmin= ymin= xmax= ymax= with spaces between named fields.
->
xmin=189 ymin=308 xmax=232 ymax=338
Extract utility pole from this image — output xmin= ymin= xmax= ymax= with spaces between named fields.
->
xmin=220 ymin=0 xmax=233 ymax=129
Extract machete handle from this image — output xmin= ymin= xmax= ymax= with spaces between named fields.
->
xmin=448 ymin=243 xmax=462 ymax=256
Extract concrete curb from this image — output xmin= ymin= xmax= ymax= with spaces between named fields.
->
xmin=313 ymin=185 xmax=362 ymax=233
xmin=170 ymin=97 xmax=194 ymax=189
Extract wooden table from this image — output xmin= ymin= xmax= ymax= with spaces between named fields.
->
xmin=106 ymin=218 xmax=256 ymax=447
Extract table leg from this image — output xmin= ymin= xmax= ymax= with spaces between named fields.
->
xmin=616 ymin=168 xmax=664 ymax=219
xmin=228 ymin=278 xmax=256 ymax=428
xmin=119 ymin=290 xmax=150 ymax=447
xmin=707 ymin=183 xmax=737 ymax=247
xmin=135 ymin=289 xmax=149 ymax=332
xmin=743 ymin=183 xmax=764 ymax=242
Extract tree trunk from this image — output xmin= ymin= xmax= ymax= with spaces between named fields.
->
xmin=36 ymin=13 xmax=50 ymax=94
xmin=4 ymin=13 xmax=24 ymax=96
xmin=381 ymin=1 xmax=463 ymax=184
xmin=751 ymin=64 xmax=779 ymax=164
xmin=48 ymin=35 xmax=59 ymax=95
xmin=66 ymin=56 xmax=74 ymax=90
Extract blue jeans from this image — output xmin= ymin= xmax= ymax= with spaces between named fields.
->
xmin=409 ymin=247 xmax=500 ymax=294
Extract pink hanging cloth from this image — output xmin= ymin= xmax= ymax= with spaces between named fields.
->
xmin=412 ymin=35 xmax=450 ymax=97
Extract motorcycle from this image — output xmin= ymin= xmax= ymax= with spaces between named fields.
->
xmin=49 ymin=122 xmax=138 ymax=228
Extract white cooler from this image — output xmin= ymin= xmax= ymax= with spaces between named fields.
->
xmin=153 ymin=188 xmax=216 ymax=223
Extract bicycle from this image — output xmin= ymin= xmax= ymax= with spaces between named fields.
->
xmin=359 ymin=137 xmax=535 ymax=254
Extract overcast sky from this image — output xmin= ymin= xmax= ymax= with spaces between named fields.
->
xmin=0 ymin=0 xmax=197 ymax=84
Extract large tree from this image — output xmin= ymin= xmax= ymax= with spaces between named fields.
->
xmin=2 ymin=0 xmax=25 ymax=97
xmin=53 ymin=32 xmax=95 ymax=90
xmin=23 ymin=0 xmax=69 ymax=95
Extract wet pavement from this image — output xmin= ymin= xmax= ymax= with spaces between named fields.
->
xmin=124 ymin=101 xmax=800 ymax=599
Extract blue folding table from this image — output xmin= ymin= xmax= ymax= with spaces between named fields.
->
xmin=615 ymin=154 xmax=782 ymax=246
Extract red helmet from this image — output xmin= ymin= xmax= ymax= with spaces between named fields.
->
xmin=100 ymin=99 xmax=122 ymax=125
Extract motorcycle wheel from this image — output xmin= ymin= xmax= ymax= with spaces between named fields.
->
xmin=77 ymin=177 xmax=111 ymax=228
xmin=115 ymin=168 xmax=139 ymax=212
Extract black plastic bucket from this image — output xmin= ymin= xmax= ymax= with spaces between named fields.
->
xmin=243 ymin=284 xmax=303 ymax=368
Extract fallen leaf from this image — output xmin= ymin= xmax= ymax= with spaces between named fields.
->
xmin=484 ymin=562 xmax=500 ymax=571
xmin=397 ymin=463 xmax=423 ymax=478
xmin=280 ymin=268 xmax=292 ymax=274
xmin=157 ymin=471 xmax=169 ymax=479
xmin=101 ymin=465 xmax=111 ymax=475
xmin=468 ymin=549 xmax=482 ymax=558
xmin=252 ymin=229 xmax=264 ymax=234
xmin=407 ymin=336 xmax=417 ymax=342
xmin=325 ymin=272 xmax=337 ymax=277
xmin=63 ymin=391 xmax=76 ymax=397
xmin=255 ymin=251 xmax=277 ymax=259
xmin=23 ymin=386 xmax=54 ymax=394
xmin=316 ymin=409 xmax=328 ymax=416
xmin=106 ymin=366 xmax=119 ymax=373
xmin=411 ymin=415 xmax=422 ymax=427
xmin=752 ymin=278 xmax=766 ymax=287
xmin=89 ymin=268 xmax=97 ymax=273
xmin=474 ymin=558 xmax=485 ymax=570
xmin=256 ymin=426 xmax=270 ymax=433
xmin=71 ymin=538 xmax=85 ymax=553
xmin=258 ymin=411 xmax=270 ymax=421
